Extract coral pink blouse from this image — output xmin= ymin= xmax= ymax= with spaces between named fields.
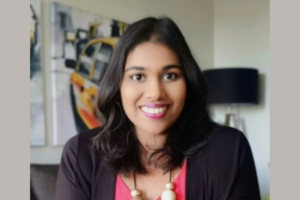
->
xmin=114 ymin=161 xmax=187 ymax=200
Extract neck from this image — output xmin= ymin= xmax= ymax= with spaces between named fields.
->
xmin=134 ymin=129 xmax=167 ymax=169
xmin=135 ymin=128 xmax=167 ymax=150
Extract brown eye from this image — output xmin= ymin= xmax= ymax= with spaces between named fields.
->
xmin=131 ymin=74 xmax=145 ymax=81
xmin=162 ymin=73 xmax=178 ymax=81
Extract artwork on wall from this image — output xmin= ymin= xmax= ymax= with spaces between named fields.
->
xmin=50 ymin=2 xmax=129 ymax=145
xmin=30 ymin=0 xmax=46 ymax=146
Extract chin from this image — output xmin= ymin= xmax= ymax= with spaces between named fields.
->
xmin=133 ymin=123 xmax=166 ymax=135
xmin=142 ymin=125 xmax=170 ymax=136
xmin=149 ymin=130 xmax=166 ymax=136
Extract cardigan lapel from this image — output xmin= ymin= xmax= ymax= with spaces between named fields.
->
xmin=186 ymin=157 xmax=201 ymax=200
xmin=96 ymin=161 xmax=116 ymax=200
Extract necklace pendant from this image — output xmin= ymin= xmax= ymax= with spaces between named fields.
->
xmin=131 ymin=189 xmax=144 ymax=200
xmin=131 ymin=171 xmax=176 ymax=200
xmin=161 ymin=182 xmax=176 ymax=200
xmin=161 ymin=189 xmax=176 ymax=200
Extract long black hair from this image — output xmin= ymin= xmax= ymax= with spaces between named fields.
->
xmin=92 ymin=17 xmax=216 ymax=175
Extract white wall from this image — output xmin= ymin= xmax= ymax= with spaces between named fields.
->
xmin=30 ymin=0 xmax=214 ymax=163
xmin=213 ymin=0 xmax=270 ymax=197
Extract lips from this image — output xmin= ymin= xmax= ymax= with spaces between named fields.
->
xmin=140 ymin=104 xmax=168 ymax=119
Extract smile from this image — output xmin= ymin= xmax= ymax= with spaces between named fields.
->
xmin=140 ymin=105 xmax=168 ymax=119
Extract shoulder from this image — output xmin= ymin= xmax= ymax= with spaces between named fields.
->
xmin=60 ymin=127 xmax=102 ymax=181
xmin=62 ymin=127 xmax=101 ymax=159
xmin=196 ymin=125 xmax=252 ymax=170
xmin=199 ymin=126 xmax=260 ymax=199
xmin=206 ymin=125 xmax=248 ymax=148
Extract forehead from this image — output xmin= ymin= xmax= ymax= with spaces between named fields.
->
xmin=125 ymin=42 xmax=179 ymax=69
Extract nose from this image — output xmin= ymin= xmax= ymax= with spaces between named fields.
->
xmin=145 ymin=78 xmax=165 ymax=101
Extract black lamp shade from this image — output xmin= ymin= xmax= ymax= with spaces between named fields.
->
xmin=203 ymin=68 xmax=259 ymax=105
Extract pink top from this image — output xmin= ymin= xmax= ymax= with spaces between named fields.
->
xmin=114 ymin=161 xmax=187 ymax=200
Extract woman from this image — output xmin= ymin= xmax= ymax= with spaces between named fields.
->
xmin=55 ymin=17 xmax=261 ymax=200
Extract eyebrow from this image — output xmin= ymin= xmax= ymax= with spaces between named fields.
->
xmin=124 ymin=64 xmax=182 ymax=72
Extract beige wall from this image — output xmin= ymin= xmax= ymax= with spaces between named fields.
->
xmin=213 ymin=0 xmax=270 ymax=197
xmin=30 ymin=0 xmax=214 ymax=163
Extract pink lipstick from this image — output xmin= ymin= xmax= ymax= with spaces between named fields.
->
xmin=140 ymin=104 xmax=168 ymax=119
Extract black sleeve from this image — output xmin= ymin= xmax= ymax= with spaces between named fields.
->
xmin=228 ymin=131 xmax=261 ymax=200
xmin=54 ymin=135 xmax=86 ymax=200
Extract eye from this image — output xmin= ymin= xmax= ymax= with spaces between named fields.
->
xmin=131 ymin=74 xmax=145 ymax=81
xmin=162 ymin=73 xmax=178 ymax=81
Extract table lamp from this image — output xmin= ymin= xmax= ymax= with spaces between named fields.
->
xmin=203 ymin=68 xmax=259 ymax=126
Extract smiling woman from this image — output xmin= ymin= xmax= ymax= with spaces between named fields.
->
xmin=55 ymin=17 xmax=261 ymax=200
xmin=121 ymin=42 xmax=186 ymax=142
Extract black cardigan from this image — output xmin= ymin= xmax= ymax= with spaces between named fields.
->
xmin=54 ymin=125 xmax=261 ymax=200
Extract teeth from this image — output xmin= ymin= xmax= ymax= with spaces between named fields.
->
xmin=141 ymin=106 xmax=167 ymax=114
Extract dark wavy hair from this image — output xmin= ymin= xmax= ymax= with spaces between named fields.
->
xmin=92 ymin=17 xmax=216 ymax=175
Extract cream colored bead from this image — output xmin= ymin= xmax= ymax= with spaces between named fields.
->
xmin=165 ymin=182 xmax=175 ymax=190
xmin=161 ymin=189 xmax=176 ymax=200
xmin=131 ymin=189 xmax=141 ymax=197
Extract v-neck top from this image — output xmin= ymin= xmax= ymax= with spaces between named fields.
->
xmin=114 ymin=161 xmax=187 ymax=200
xmin=54 ymin=125 xmax=261 ymax=200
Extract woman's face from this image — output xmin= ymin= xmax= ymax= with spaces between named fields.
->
xmin=120 ymin=42 xmax=187 ymax=136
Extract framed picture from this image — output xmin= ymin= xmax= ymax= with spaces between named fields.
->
xmin=50 ymin=2 xmax=129 ymax=145
xmin=30 ymin=0 xmax=46 ymax=146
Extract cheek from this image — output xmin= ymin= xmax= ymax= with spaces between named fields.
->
xmin=167 ymin=80 xmax=187 ymax=105
xmin=120 ymin=82 xmax=140 ymax=111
